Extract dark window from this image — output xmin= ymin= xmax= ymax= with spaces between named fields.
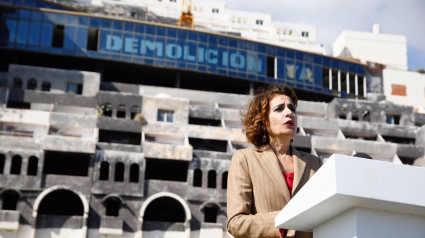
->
xmin=386 ymin=115 xmax=401 ymax=125
xmin=52 ymin=24 xmax=64 ymax=48
xmin=114 ymin=162 xmax=124 ymax=182
xmin=338 ymin=114 xmax=347 ymax=120
xmin=66 ymin=83 xmax=83 ymax=94
xmin=145 ymin=158 xmax=188 ymax=182
xmin=41 ymin=81 xmax=51 ymax=91
xmin=87 ymin=28 xmax=99 ymax=51
xmin=43 ymin=151 xmax=90 ymax=176
xmin=27 ymin=78 xmax=37 ymax=90
xmin=99 ymin=161 xmax=109 ymax=181
xmin=352 ymin=115 xmax=359 ymax=121
xmin=144 ymin=197 xmax=185 ymax=222
xmin=362 ymin=110 xmax=370 ymax=122
xmin=267 ymin=56 xmax=275 ymax=78
xmin=1 ymin=190 xmax=19 ymax=210
xmin=116 ymin=104 xmax=126 ymax=118
xmin=322 ymin=67 xmax=329 ymax=89
xmin=204 ymin=204 xmax=218 ymax=223
xmin=222 ymin=171 xmax=228 ymax=189
xmin=38 ymin=189 xmax=84 ymax=216
xmin=382 ymin=135 xmax=415 ymax=145
xmin=99 ymin=130 xmax=141 ymax=145
xmin=100 ymin=103 xmax=113 ymax=117
xmin=193 ymin=168 xmax=202 ymax=187
xmin=104 ymin=197 xmax=121 ymax=217
xmin=27 ymin=156 xmax=38 ymax=176
xmin=0 ymin=154 xmax=4 ymax=174
xmin=331 ymin=69 xmax=338 ymax=91
xmin=358 ymin=76 xmax=365 ymax=96
xmin=256 ymin=19 xmax=263 ymax=25
xmin=10 ymin=155 xmax=22 ymax=175
xmin=189 ymin=117 xmax=221 ymax=127
xmin=301 ymin=31 xmax=309 ymax=37
xmin=6 ymin=101 xmax=30 ymax=109
xmin=399 ymin=156 xmax=414 ymax=165
xmin=349 ymin=74 xmax=356 ymax=94
xmin=207 ymin=170 xmax=216 ymax=188
xmin=340 ymin=72 xmax=347 ymax=93
xmin=157 ymin=110 xmax=174 ymax=122
xmin=129 ymin=163 xmax=139 ymax=183
xmin=12 ymin=77 xmax=23 ymax=89
xmin=130 ymin=106 xmax=140 ymax=119
xmin=189 ymin=138 xmax=227 ymax=152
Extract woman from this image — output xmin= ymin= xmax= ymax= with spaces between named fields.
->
xmin=227 ymin=84 xmax=322 ymax=238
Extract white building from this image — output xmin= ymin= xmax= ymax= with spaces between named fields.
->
xmin=383 ymin=68 xmax=425 ymax=113
xmin=99 ymin=0 xmax=326 ymax=54
xmin=333 ymin=24 xmax=408 ymax=70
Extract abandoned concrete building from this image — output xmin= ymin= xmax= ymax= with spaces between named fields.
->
xmin=0 ymin=1 xmax=425 ymax=238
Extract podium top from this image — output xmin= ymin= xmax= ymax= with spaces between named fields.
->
xmin=275 ymin=154 xmax=425 ymax=231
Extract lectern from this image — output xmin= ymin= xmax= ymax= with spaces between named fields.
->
xmin=275 ymin=154 xmax=425 ymax=238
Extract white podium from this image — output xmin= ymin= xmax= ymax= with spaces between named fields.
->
xmin=275 ymin=154 xmax=425 ymax=238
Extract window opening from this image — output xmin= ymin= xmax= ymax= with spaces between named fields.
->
xmin=157 ymin=110 xmax=174 ymax=122
xmin=145 ymin=158 xmax=188 ymax=182
xmin=193 ymin=168 xmax=202 ymax=187
xmin=12 ymin=77 xmax=23 ymax=89
xmin=129 ymin=163 xmax=139 ymax=183
xmin=43 ymin=151 xmax=90 ymax=176
xmin=116 ymin=104 xmax=126 ymax=118
xmin=114 ymin=162 xmax=124 ymax=182
xmin=130 ymin=106 xmax=140 ymax=119
xmin=87 ymin=28 xmax=99 ymax=51
xmin=256 ymin=19 xmax=263 ymax=25
xmin=52 ymin=24 xmax=64 ymax=48
xmin=301 ymin=31 xmax=309 ymax=37
xmin=331 ymin=69 xmax=338 ymax=91
xmin=189 ymin=138 xmax=227 ymax=152
xmin=267 ymin=56 xmax=275 ymax=78
xmin=100 ymin=103 xmax=113 ymax=117
xmin=0 ymin=154 xmax=4 ymax=174
xmin=358 ymin=76 xmax=365 ymax=96
xmin=203 ymin=204 xmax=218 ymax=223
xmin=104 ymin=197 xmax=121 ymax=217
xmin=99 ymin=161 xmax=109 ymax=181
xmin=99 ymin=130 xmax=141 ymax=145
xmin=222 ymin=171 xmax=228 ymax=189
xmin=189 ymin=117 xmax=221 ymax=127
xmin=340 ymin=72 xmax=347 ymax=93
xmin=352 ymin=115 xmax=359 ymax=121
xmin=212 ymin=8 xmax=219 ymax=13
xmin=27 ymin=156 xmax=38 ymax=176
xmin=66 ymin=82 xmax=83 ymax=94
xmin=10 ymin=155 xmax=22 ymax=175
xmin=322 ymin=67 xmax=329 ymax=89
xmin=41 ymin=81 xmax=51 ymax=91
xmin=207 ymin=170 xmax=216 ymax=188
xmin=27 ymin=78 xmax=37 ymax=90
xmin=1 ymin=190 xmax=19 ymax=210
xmin=349 ymin=74 xmax=355 ymax=94
xmin=144 ymin=197 xmax=185 ymax=222
xmin=38 ymin=189 xmax=84 ymax=216
xmin=386 ymin=114 xmax=400 ymax=125
xmin=362 ymin=110 xmax=370 ymax=122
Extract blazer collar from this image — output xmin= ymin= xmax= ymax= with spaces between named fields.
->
xmin=256 ymin=145 xmax=307 ymax=201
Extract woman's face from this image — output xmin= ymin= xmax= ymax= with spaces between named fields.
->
xmin=267 ymin=94 xmax=297 ymax=140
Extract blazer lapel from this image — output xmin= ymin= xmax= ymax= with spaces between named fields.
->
xmin=292 ymin=147 xmax=307 ymax=194
xmin=257 ymin=147 xmax=291 ymax=203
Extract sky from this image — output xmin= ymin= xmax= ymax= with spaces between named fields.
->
xmin=205 ymin=0 xmax=425 ymax=71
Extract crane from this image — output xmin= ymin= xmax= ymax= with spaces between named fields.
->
xmin=178 ymin=0 xmax=194 ymax=28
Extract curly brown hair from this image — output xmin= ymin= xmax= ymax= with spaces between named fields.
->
xmin=241 ymin=84 xmax=298 ymax=148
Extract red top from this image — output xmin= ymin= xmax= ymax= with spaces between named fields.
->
xmin=279 ymin=172 xmax=294 ymax=237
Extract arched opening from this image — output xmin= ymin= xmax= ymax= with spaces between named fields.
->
xmin=130 ymin=105 xmax=140 ymax=119
xmin=193 ymin=169 xmax=202 ymax=187
xmin=116 ymin=104 xmax=126 ymax=118
xmin=202 ymin=203 xmax=219 ymax=223
xmin=1 ymin=190 xmax=20 ymax=210
xmin=0 ymin=154 xmax=5 ymax=174
xmin=12 ymin=77 xmax=23 ymax=89
xmin=27 ymin=78 xmax=37 ymax=90
xmin=103 ymin=196 xmax=122 ymax=217
xmin=27 ymin=156 xmax=38 ymax=176
xmin=114 ymin=162 xmax=124 ymax=182
xmin=144 ymin=197 xmax=185 ymax=222
xmin=38 ymin=189 xmax=84 ymax=216
xmin=221 ymin=171 xmax=228 ymax=189
xmin=99 ymin=161 xmax=109 ymax=181
xmin=10 ymin=155 xmax=22 ymax=175
xmin=41 ymin=81 xmax=51 ymax=91
xmin=129 ymin=163 xmax=139 ymax=183
xmin=207 ymin=170 xmax=216 ymax=188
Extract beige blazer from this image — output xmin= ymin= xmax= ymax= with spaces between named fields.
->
xmin=227 ymin=146 xmax=322 ymax=238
